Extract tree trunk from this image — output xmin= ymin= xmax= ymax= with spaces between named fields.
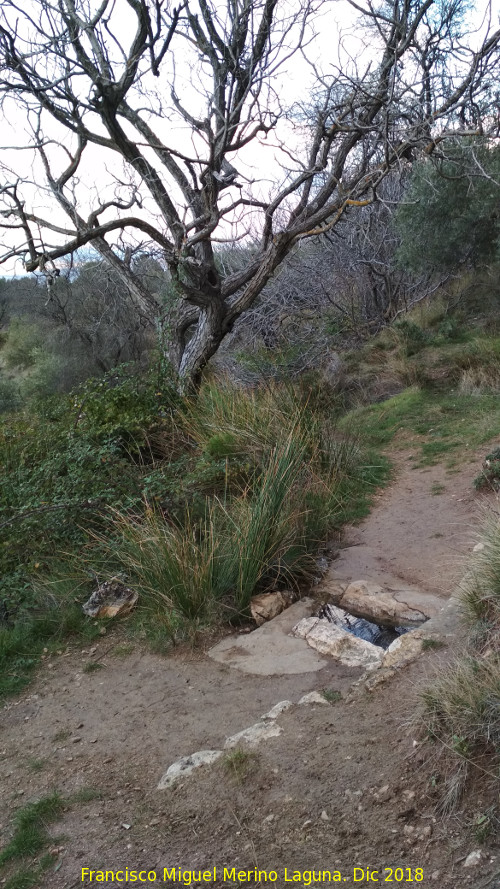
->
xmin=176 ymin=300 xmax=226 ymax=394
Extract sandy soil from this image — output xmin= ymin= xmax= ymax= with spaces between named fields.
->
xmin=1 ymin=445 xmax=499 ymax=889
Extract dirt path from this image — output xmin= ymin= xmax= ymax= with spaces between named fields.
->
xmin=1 ymin=446 xmax=499 ymax=889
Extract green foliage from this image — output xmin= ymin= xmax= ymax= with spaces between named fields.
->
xmin=422 ymin=654 xmax=500 ymax=759
xmin=0 ymin=375 xmax=20 ymax=413
xmin=396 ymin=142 xmax=500 ymax=273
xmin=204 ymin=431 xmax=239 ymax=459
xmin=421 ymin=511 xmax=500 ymax=805
xmin=460 ymin=514 xmax=500 ymax=624
xmin=223 ymin=749 xmax=257 ymax=783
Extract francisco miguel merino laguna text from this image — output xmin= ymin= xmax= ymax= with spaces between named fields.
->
xmin=81 ymin=866 xmax=425 ymax=884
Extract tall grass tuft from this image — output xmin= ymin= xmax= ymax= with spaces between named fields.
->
xmin=421 ymin=511 xmax=500 ymax=804
xmin=460 ymin=512 xmax=500 ymax=624
xmin=105 ymin=435 xmax=313 ymax=630
xmin=182 ymin=378 xmax=313 ymax=463
xmin=104 ymin=507 xmax=219 ymax=639
xmin=213 ymin=435 xmax=311 ymax=610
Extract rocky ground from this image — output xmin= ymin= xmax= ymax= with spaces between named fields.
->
xmin=1 ymin=445 xmax=499 ymax=889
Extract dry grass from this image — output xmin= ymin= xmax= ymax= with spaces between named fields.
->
xmin=421 ymin=511 xmax=500 ymax=808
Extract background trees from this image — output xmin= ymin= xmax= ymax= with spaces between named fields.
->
xmin=0 ymin=0 xmax=498 ymax=389
xmin=395 ymin=141 xmax=500 ymax=274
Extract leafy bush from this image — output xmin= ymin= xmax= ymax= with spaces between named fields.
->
xmin=0 ymin=362 xmax=176 ymax=620
xmin=0 ymin=375 xmax=19 ymax=413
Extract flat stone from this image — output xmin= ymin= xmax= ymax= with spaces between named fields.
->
xmin=208 ymin=598 xmax=327 ymax=675
xmin=157 ymin=750 xmax=222 ymax=789
xmin=339 ymin=580 xmax=443 ymax=627
xmin=224 ymin=721 xmax=282 ymax=749
xmin=292 ymin=618 xmax=383 ymax=670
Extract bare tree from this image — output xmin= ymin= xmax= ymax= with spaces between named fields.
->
xmin=0 ymin=0 xmax=498 ymax=390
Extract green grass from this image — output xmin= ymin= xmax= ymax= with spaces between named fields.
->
xmin=0 ymin=794 xmax=64 ymax=867
xmin=70 ymin=787 xmax=103 ymax=803
xmin=0 ymin=788 xmax=103 ymax=888
xmin=321 ymin=688 xmax=342 ymax=703
xmin=223 ymin=749 xmax=257 ymax=782
xmin=421 ymin=638 xmax=446 ymax=651
xmin=341 ymin=388 xmax=500 ymax=466
xmin=82 ymin=661 xmax=104 ymax=673
xmin=431 ymin=482 xmax=446 ymax=495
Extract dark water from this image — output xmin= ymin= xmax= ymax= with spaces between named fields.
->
xmin=317 ymin=604 xmax=410 ymax=650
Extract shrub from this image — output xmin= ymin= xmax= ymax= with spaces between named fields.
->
xmin=474 ymin=448 xmax=500 ymax=491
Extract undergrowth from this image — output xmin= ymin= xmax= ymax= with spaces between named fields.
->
xmin=0 ymin=363 xmax=387 ymax=696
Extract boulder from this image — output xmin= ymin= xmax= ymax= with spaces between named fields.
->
xmin=261 ymin=700 xmax=293 ymax=720
xmin=250 ymin=591 xmax=288 ymax=625
xmin=298 ymin=691 xmax=330 ymax=706
xmin=82 ymin=580 xmax=138 ymax=618
xmin=292 ymin=617 xmax=383 ymax=670
xmin=339 ymin=580 xmax=441 ymax=627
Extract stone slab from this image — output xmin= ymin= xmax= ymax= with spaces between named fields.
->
xmin=339 ymin=579 xmax=444 ymax=627
xmin=208 ymin=598 xmax=328 ymax=675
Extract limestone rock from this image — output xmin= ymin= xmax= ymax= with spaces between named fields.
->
xmin=261 ymin=700 xmax=293 ymax=720
xmin=339 ymin=580 xmax=440 ymax=627
xmin=298 ymin=691 xmax=330 ymax=705
xmin=250 ymin=591 xmax=288 ymax=625
xmin=382 ymin=631 xmax=425 ymax=668
xmin=157 ymin=750 xmax=222 ymax=789
xmin=292 ymin=617 xmax=383 ymax=670
xmin=224 ymin=721 xmax=282 ymax=749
